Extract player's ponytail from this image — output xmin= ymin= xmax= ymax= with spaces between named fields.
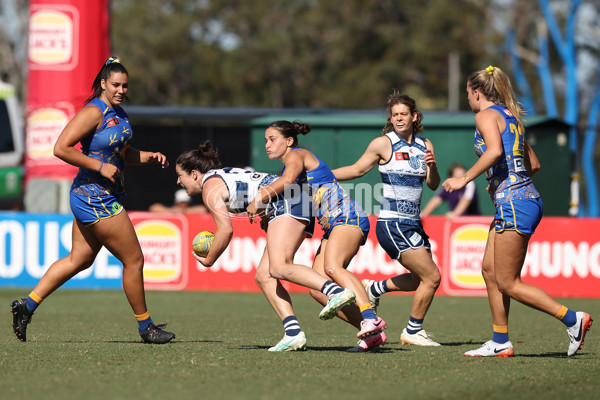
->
xmin=468 ymin=66 xmax=525 ymax=134
xmin=268 ymin=120 xmax=311 ymax=147
xmin=85 ymin=56 xmax=129 ymax=105
xmin=177 ymin=140 xmax=222 ymax=174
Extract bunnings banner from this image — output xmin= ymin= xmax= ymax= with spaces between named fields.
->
xmin=1 ymin=212 xmax=599 ymax=298
xmin=24 ymin=0 xmax=110 ymax=182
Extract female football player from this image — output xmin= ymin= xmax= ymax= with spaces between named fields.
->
xmin=332 ymin=92 xmax=442 ymax=347
xmin=443 ymin=66 xmax=592 ymax=357
xmin=246 ymin=120 xmax=387 ymax=352
xmin=11 ymin=57 xmax=175 ymax=344
xmin=176 ymin=140 xmax=355 ymax=351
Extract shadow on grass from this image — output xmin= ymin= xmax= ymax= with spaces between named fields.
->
xmin=57 ymin=339 xmax=223 ymax=344
xmin=437 ymin=340 xmax=482 ymax=347
xmin=517 ymin=351 xmax=596 ymax=358
xmin=238 ymin=344 xmax=403 ymax=353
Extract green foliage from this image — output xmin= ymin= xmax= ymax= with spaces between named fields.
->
xmin=1 ymin=289 xmax=598 ymax=400
xmin=110 ymin=0 xmax=498 ymax=109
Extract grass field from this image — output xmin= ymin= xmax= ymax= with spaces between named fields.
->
xmin=1 ymin=289 xmax=598 ymax=400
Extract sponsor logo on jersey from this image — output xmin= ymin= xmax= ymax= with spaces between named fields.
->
xmin=106 ymin=118 xmax=119 ymax=127
xmin=394 ymin=152 xmax=410 ymax=161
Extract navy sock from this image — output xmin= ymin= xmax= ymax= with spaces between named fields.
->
xmin=492 ymin=324 xmax=509 ymax=344
xmin=492 ymin=331 xmax=510 ymax=344
xmin=321 ymin=280 xmax=343 ymax=296
xmin=282 ymin=315 xmax=301 ymax=336
xmin=137 ymin=315 xmax=154 ymax=333
xmin=26 ymin=296 xmax=40 ymax=313
xmin=406 ymin=316 xmax=424 ymax=334
xmin=562 ymin=309 xmax=577 ymax=327
xmin=371 ymin=280 xmax=389 ymax=297
xmin=360 ymin=308 xmax=377 ymax=320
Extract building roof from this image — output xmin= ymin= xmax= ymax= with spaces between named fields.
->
xmin=123 ymin=105 xmax=567 ymax=129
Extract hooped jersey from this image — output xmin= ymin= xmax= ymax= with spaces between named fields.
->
xmin=378 ymin=131 xmax=428 ymax=221
xmin=202 ymin=167 xmax=276 ymax=213
xmin=474 ymin=104 xmax=539 ymax=206
xmin=71 ymin=97 xmax=132 ymax=197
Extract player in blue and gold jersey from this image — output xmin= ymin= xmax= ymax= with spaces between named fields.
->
xmin=247 ymin=120 xmax=387 ymax=352
xmin=11 ymin=57 xmax=175 ymax=344
xmin=443 ymin=65 xmax=592 ymax=357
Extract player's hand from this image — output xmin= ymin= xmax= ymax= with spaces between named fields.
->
xmin=445 ymin=211 xmax=458 ymax=221
xmin=246 ymin=200 xmax=266 ymax=224
xmin=192 ymin=251 xmax=212 ymax=267
xmin=442 ymin=177 xmax=466 ymax=193
xmin=423 ymin=147 xmax=437 ymax=168
xmin=99 ymin=162 xmax=120 ymax=183
xmin=246 ymin=200 xmax=259 ymax=223
xmin=148 ymin=152 xmax=169 ymax=168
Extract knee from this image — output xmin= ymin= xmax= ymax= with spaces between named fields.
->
xmin=496 ymin=279 xmax=516 ymax=296
xmin=481 ymin=268 xmax=493 ymax=283
xmin=254 ymin=272 xmax=265 ymax=288
xmin=427 ymin=269 xmax=441 ymax=291
xmin=419 ymin=267 xmax=440 ymax=291
xmin=481 ymin=263 xmax=494 ymax=282
xmin=254 ymin=270 xmax=272 ymax=288
xmin=123 ymin=252 xmax=144 ymax=273
xmin=268 ymin=263 xmax=284 ymax=280
xmin=432 ymin=271 xmax=441 ymax=290
xmin=323 ymin=264 xmax=341 ymax=281
xmin=70 ymin=254 xmax=96 ymax=274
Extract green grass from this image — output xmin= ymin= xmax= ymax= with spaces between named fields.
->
xmin=1 ymin=289 xmax=598 ymax=400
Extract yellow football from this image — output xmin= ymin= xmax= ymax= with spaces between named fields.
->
xmin=192 ymin=231 xmax=214 ymax=257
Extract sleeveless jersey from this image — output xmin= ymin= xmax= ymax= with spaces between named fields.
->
xmin=71 ymin=98 xmax=132 ymax=197
xmin=474 ymin=104 xmax=539 ymax=207
xmin=378 ymin=131 xmax=427 ymax=221
xmin=202 ymin=167 xmax=276 ymax=213
xmin=294 ymin=148 xmax=364 ymax=227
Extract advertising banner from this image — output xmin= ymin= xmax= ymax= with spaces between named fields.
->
xmin=1 ymin=212 xmax=599 ymax=298
xmin=24 ymin=0 xmax=110 ymax=182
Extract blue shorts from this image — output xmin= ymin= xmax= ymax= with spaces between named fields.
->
xmin=70 ymin=191 xmax=124 ymax=226
xmin=376 ymin=219 xmax=430 ymax=260
xmin=320 ymin=208 xmax=370 ymax=243
xmin=268 ymin=194 xmax=315 ymax=238
xmin=494 ymin=197 xmax=543 ymax=234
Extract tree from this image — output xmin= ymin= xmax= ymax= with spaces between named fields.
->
xmin=505 ymin=0 xmax=600 ymax=216
xmin=110 ymin=0 xmax=494 ymax=109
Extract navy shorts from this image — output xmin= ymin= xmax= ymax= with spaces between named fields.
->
xmin=268 ymin=193 xmax=315 ymax=238
xmin=70 ymin=191 xmax=124 ymax=226
xmin=376 ymin=219 xmax=430 ymax=260
xmin=494 ymin=197 xmax=542 ymax=234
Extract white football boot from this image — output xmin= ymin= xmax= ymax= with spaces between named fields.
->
xmin=319 ymin=288 xmax=356 ymax=320
xmin=566 ymin=312 xmax=592 ymax=356
xmin=400 ymin=328 xmax=441 ymax=346
xmin=268 ymin=331 xmax=307 ymax=352
xmin=463 ymin=340 xmax=514 ymax=357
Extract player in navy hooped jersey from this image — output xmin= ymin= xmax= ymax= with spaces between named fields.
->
xmin=443 ymin=65 xmax=592 ymax=357
xmin=11 ymin=57 xmax=175 ymax=344
xmin=333 ymin=92 xmax=443 ymax=347
xmin=176 ymin=140 xmax=353 ymax=351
